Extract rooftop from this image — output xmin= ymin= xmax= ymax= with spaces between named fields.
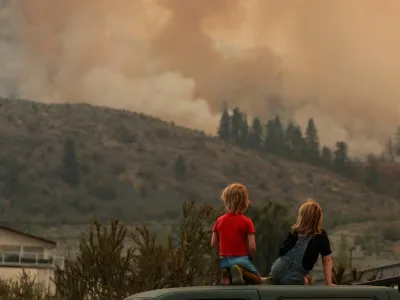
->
xmin=0 ymin=225 xmax=56 ymax=246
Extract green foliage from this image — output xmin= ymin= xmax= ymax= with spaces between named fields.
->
xmin=336 ymin=234 xmax=349 ymax=267
xmin=116 ymin=124 xmax=136 ymax=144
xmin=173 ymin=155 xmax=187 ymax=181
xmin=217 ymin=109 xmax=230 ymax=141
xmin=0 ymin=156 xmax=23 ymax=197
xmin=264 ymin=116 xmax=285 ymax=154
xmin=332 ymin=264 xmax=378 ymax=285
xmin=355 ymin=230 xmax=384 ymax=256
xmin=304 ymin=118 xmax=320 ymax=162
xmin=0 ymin=201 xmax=218 ymax=300
xmin=216 ymin=109 xmax=357 ymax=182
xmin=364 ymin=163 xmax=381 ymax=192
xmin=248 ymin=117 xmax=263 ymax=149
xmin=321 ymin=146 xmax=332 ymax=168
xmin=332 ymin=141 xmax=352 ymax=177
xmin=0 ymin=270 xmax=53 ymax=300
xmin=61 ymin=138 xmax=80 ymax=186
xmin=216 ymin=107 xmax=400 ymax=199
xmin=231 ymin=108 xmax=242 ymax=145
xmin=230 ymin=108 xmax=249 ymax=146
xmin=379 ymin=223 xmax=400 ymax=241
xmin=247 ymin=200 xmax=291 ymax=275
xmin=284 ymin=121 xmax=304 ymax=160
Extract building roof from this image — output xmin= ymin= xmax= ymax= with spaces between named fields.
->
xmin=0 ymin=225 xmax=56 ymax=246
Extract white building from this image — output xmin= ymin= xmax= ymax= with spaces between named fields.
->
xmin=0 ymin=225 xmax=64 ymax=294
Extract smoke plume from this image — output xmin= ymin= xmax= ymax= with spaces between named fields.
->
xmin=1 ymin=0 xmax=400 ymax=155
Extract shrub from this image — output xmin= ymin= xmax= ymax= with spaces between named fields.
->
xmin=53 ymin=201 xmax=218 ymax=300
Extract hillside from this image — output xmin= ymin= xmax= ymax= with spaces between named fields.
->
xmin=0 ymin=98 xmax=399 ymax=228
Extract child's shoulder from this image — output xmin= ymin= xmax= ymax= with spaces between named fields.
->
xmin=217 ymin=213 xmax=252 ymax=221
xmin=315 ymin=229 xmax=328 ymax=236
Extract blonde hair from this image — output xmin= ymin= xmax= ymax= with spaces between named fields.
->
xmin=291 ymin=199 xmax=323 ymax=236
xmin=221 ymin=183 xmax=249 ymax=214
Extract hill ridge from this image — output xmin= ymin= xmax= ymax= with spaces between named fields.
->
xmin=0 ymin=97 xmax=398 ymax=227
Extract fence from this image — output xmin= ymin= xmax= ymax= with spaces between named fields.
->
xmin=356 ymin=276 xmax=400 ymax=291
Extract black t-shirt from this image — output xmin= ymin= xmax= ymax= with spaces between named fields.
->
xmin=279 ymin=229 xmax=332 ymax=272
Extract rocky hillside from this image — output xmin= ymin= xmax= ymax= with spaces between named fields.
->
xmin=0 ymin=98 xmax=399 ymax=227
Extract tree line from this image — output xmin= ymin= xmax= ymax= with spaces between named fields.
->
xmin=217 ymin=108 xmax=399 ymax=194
xmin=385 ymin=126 xmax=400 ymax=161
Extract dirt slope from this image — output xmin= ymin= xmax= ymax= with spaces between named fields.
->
xmin=0 ymin=98 xmax=398 ymax=226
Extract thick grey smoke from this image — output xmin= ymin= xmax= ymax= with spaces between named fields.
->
xmin=1 ymin=0 xmax=400 ymax=155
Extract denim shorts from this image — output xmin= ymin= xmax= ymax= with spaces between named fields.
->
xmin=220 ymin=256 xmax=259 ymax=275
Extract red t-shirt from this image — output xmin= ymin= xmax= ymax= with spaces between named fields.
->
xmin=212 ymin=213 xmax=255 ymax=256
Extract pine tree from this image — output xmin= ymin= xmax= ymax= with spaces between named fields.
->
xmin=263 ymin=119 xmax=274 ymax=153
xmin=384 ymin=137 xmax=393 ymax=162
xmin=284 ymin=121 xmax=295 ymax=158
xmin=292 ymin=124 xmax=305 ymax=160
xmin=333 ymin=141 xmax=351 ymax=176
xmin=174 ymin=155 xmax=187 ymax=181
xmin=304 ymin=118 xmax=320 ymax=163
xmin=284 ymin=121 xmax=304 ymax=159
xmin=321 ymin=146 xmax=333 ymax=168
xmin=230 ymin=107 xmax=250 ymax=146
xmin=273 ymin=116 xmax=285 ymax=147
xmin=217 ymin=109 xmax=231 ymax=141
xmin=231 ymin=108 xmax=242 ymax=145
xmin=239 ymin=113 xmax=249 ymax=146
xmin=248 ymin=117 xmax=263 ymax=149
xmin=61 ymin=137 xmax=80 ymax=186
xmin=264 ymin=116 xmax=284 ymax=154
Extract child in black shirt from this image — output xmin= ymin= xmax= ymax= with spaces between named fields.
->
xmin=270 ymin=199 xmax=334 ymax=285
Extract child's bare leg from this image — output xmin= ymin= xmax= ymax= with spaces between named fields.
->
xmin=220 ymin=268 xmax=230 ymax=285
xmin=240 ymin=268 xmax=262 ymax=285
xmin=304 ymin=275 xmax=311 ymax=285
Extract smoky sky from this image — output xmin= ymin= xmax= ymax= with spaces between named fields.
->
xmin=1 ymin=0 xmax=400 ymax=155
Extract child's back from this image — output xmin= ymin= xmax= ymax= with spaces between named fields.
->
xmin=214 ymin=213 xmax=254 ymax=257
xmin=211 ymin=183 xmax=261 ymax=285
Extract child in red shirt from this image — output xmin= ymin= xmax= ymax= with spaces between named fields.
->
xmin=211 ymin=183 xmax=261 ymax=285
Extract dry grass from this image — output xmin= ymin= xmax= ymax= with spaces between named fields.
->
xmin=0 ymin=98 xmax=399 ymax=229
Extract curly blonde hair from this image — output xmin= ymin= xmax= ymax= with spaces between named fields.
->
xmin=221 ymin=183 xmax=249 ymax=214
xmin=291 ymin=199 xmax=323 ymax=236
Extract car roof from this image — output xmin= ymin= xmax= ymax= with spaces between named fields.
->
xmin=128 ymin=285 xmax=393 ymax=299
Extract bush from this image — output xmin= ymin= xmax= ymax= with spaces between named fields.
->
xmin=0 ymin=201 xmax=220 ymax=300
xmin=380 ymin=223 xmax=400 ymax=241
xmin=53 ymin=201 xmax=218 ymax=300
xmin=0 ymin=270 xmax=53 ymax=300
xmin=3 ymin=200 xmax=364 ymax=299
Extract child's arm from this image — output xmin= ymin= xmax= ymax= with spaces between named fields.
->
xmin=321 ymin=255 xmax=333 ymax=285
xmin=246 ymin=218 xmax=257 ymax=259
xmin=211 ymin=218 xmax=220 ymax=250
xmin=247 ymin=233 xmax=256 ymax=259
xmin=320 ymin=230 xmax=334 ymax=285
xmin=211 ymin=232 xmax=219 ymax=250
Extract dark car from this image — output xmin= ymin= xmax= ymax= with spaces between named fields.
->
xmin=125 ymin=285 xmax=400 ymax=300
